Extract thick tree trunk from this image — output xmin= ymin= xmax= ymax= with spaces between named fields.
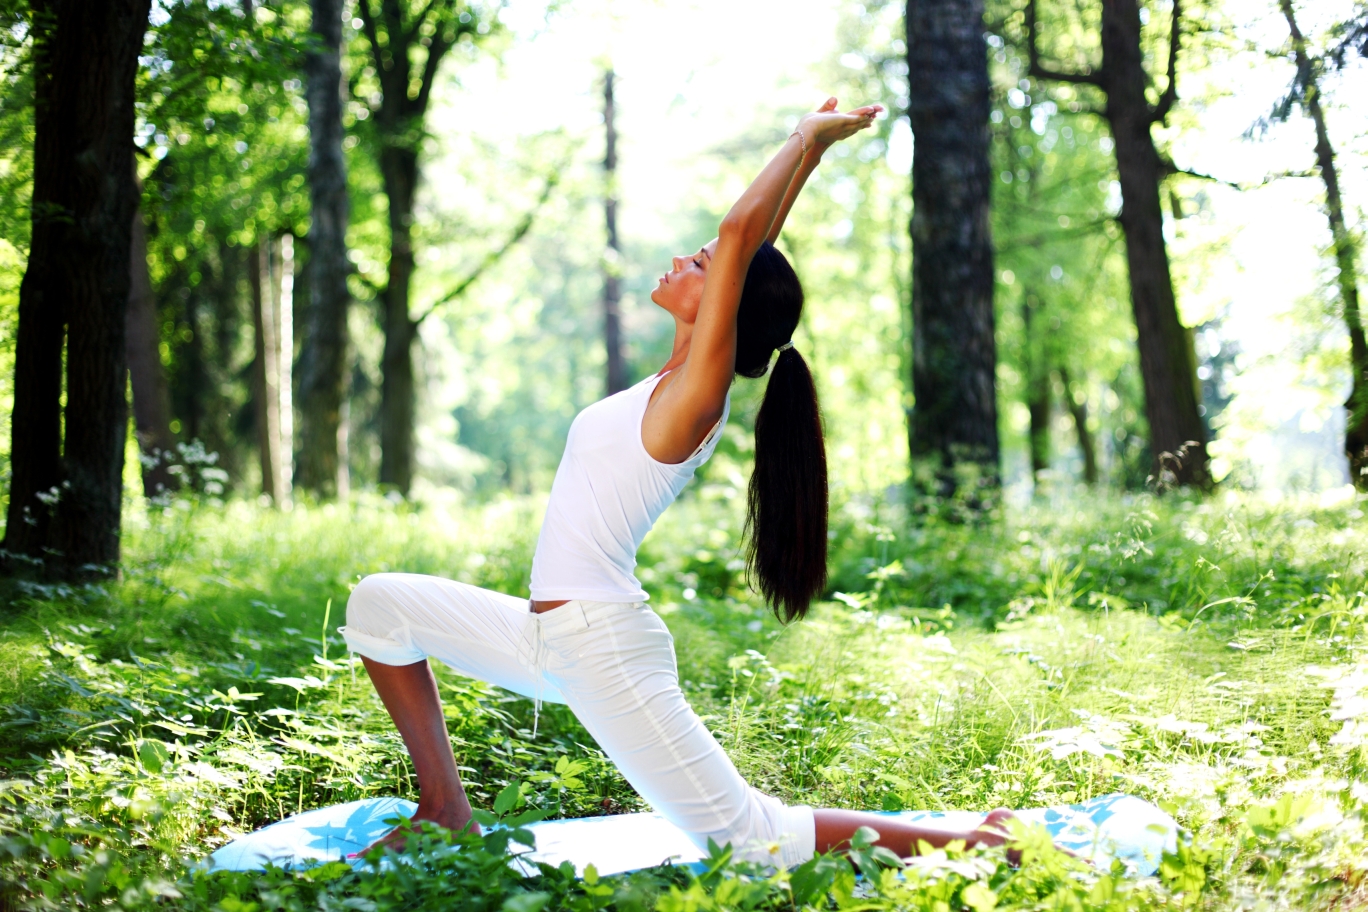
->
xmin=378 ymin=145 xmax=419 ymax=495
xmin=602 ymin=69 xmax=627 ymax=396
xmin=906 ymin=0 xmax=999 ymax=498
xmin=1100 ymin=0 xmax=1208 ymax=487
xmin=1028 ymin=0 xmax=1207 ymax=487
xmin=126 ymin=178 xmax=179 ymax=498
xmin=1279 ymin=0 xmax=1368 ymax=487
xmin=297 ymin=0 xmax=352 ymax=499
xmin=1021 ymin=293 xmax=1051 ymax=484
xmin=1058 ymin=367 xmax=1098 ymax=485
xmin=4 ymin=0 xmax=150 ymax=577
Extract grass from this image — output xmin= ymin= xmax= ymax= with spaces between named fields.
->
xmin=1 ymin=484 xmax=1367 ymax=909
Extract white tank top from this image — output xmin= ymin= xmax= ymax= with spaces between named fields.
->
xmin=529 ymin=372 xmax=730 ymax=602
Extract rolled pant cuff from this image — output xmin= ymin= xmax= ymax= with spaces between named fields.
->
xmin=732 ymin=803 xmax=816 ymax=869
xmin=339 ymin=625 xmax=427 ymax=666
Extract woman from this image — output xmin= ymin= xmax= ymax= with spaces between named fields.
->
xmin=340 ymin=98 xmax=1014 ymax=868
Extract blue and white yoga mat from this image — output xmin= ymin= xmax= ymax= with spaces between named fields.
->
xmin=209 ymin=793 xmax=1178 ymax=877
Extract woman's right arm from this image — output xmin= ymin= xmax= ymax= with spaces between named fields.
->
xmin=641 ymin=103 xmax=878 ymax=464
xmin=666 ymin=106 xmax=879 ymax=407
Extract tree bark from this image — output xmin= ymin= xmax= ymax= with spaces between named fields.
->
xmin=355 ymin=0 xmax=494 ymax=496
xmin=297 ymin=0 xmax=351 ymax=499
xmin=1021 ymin=291 xmax=1051 ymax=484
xmin=1058 ymin=367 xmax=1098 ymax=484
xmin=377 ymin=144 xmax=419 ymax=494
xmin=126 ymin=173 xmax=179 ymax=498
xmin=906 ymin=0 xmax=1000 ymax=498
xmin=251 ymin=236 xmax=291 ymax=505
xmin=1279 ymin=0 xmax=1368 ymax=487
xmin=1029 ymin=0 xmax=1208 ymax=487
xmin=602 ymin=68 xmax=627 ymax=396
xmin=4 ymin=0 xmax=151 ymax=577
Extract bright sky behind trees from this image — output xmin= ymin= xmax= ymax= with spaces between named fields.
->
xmin=411 ymin=0 xmax=1368 ymax=495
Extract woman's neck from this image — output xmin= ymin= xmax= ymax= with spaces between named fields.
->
xmin=656 ymin=317 xmax=693 ymax=376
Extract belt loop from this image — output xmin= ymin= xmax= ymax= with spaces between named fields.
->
xmin=522 ymin=602 xmax=547 ymax=739
xmin=531 ymin=614 xmax=546 ymax=739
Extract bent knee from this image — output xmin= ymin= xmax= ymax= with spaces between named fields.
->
xmin=345 ymin=573 xmax=404 ymax=635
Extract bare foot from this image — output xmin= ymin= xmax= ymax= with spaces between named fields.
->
xmin=968 ymin=808 xmax=1021 ymax=866
xmin=350 ymin=803 xmax=481 ymax=858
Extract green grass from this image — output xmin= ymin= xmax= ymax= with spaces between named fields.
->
xmin=2 ymin=487 xmax=1367 ymax=909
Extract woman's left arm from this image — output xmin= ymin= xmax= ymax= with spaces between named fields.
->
xmin=767 ymin=97 xmax=840 ymax=244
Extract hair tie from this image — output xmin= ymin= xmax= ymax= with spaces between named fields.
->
xmin=776 ymin=341 xmax=795 ymax=353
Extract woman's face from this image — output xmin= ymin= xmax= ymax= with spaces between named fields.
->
xmin=649 ymin=238 xmax=718 ymax=324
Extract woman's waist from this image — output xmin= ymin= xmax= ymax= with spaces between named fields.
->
xmin=526 ymin=597 xmax=650 ymax=634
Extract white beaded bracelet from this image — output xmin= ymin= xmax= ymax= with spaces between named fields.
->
xmin=790 ymin=127 xmax=808 ymax=158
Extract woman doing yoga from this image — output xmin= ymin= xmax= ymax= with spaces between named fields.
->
xmin=340 ymin=97 xmax=1015 ymax=867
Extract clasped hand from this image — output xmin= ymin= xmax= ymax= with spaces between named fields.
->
xmin=798 ymin=97 xmax=885 ymax=151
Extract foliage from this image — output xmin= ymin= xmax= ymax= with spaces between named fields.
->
xmin=2 ymin=488 xmax=1368 ymax=908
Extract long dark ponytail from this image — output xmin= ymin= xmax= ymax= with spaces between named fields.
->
xmin=735 ymin=243 xmax=828 ymax=623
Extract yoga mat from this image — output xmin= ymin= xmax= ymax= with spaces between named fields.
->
xmin=208 ymin=793 xmax=1178 ymax=877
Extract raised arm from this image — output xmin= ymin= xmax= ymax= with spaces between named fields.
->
xmin=642 ymin=100 xmax=881 ymax=463
xmin=767 ymin=97 xmax=838 ymax=244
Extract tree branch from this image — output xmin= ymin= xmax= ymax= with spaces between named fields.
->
xmin=403 ymin=0 xmax=441 ymax=47
xmin=355 ymin=0 xmax=390 ymax=82
xmin=1026 ymin=0 xmax=1106 ymax=87
xmin=355 ymin=0 xmax=402 ymax=112
xmin=353 ymin=269 xmax=386 ymax=299
xmin=412 ymin=0 xmax=460 ymax=118
xmin=411 ymin=168 xmax=561 ymax=328
xmin=1163 ymin=158 xmax=1316 ymax=190
xmin=1150 ymin=0 xmax=1183 ymax=124
xmin=380 ymin=0 xmax=407 ymax=64
xmin=994 ymin=219 xmax=1114 ymax=254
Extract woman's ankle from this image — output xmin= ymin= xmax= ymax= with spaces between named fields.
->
xmin=412 ymin=797 xmax=479 ymax=834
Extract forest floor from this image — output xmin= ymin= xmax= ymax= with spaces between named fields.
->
xmin=1 ymin=486 xmax=1366 ymax=910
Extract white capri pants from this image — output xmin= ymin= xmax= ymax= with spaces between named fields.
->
xmin=340 ymin=573 xmax=816 ymax=868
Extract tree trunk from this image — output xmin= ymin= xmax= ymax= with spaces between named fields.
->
xmin=297 ymin=0 xmax=351 ymax=499
xmin=357 ymin=0 xmax=481 ymax=498
xmin=1021 ymin=291 xmax=1051 ymax=485
xmin=602 ymin=68 xmax=627 ymax=396
xmin=1279 ymin=0 xmax=1368 ymax=487
xmin=1058 ymin=367 xmax=1098 ymax=484
xmin=1100 ymin=0 xmax=1208 ymax=487
xmin=1028 ymin=0 xmax=1208 ymax=487
xmin=906 ymin=0 xmax=999 ymax=498
xmin=277 ymin=234 xmax=294 ymax=504
xmin=126 ymin=174 xmax=179 ymax=498
xmin=378 ymin=145 xmax=419 ymax=495
xmin=251 ymin=236 xmax=290 ymax=505
xmin=4 ymin=0 xmax=150 ymax=577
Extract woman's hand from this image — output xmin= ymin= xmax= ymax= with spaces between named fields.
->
xmin=798 ymin=98 xmax=883 ymax=152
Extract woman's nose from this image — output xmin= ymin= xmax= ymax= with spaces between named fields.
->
xmin=671 ymin=255 xmax=685 ymax=272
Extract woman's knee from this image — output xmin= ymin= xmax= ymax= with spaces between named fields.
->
xmin=345 ymin=573 xmax=403 ymax=635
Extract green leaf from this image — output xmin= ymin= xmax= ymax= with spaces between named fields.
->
xmin=502 ymin=892 xmax=551 ymax=912
xmin=506 ymin=807 xmax=550 ymax=827
xmin=137 ymin=739 xmax=170 ymax=773
xmin=850 ymin=825 xmax=881 ymax=850
xmin=962 ymin=882 xmax=998 ymax=912
xmin=494 ymin=780 xmax=522 ymax=816
xmin=789 ymin=853 xmax=844 ymax=905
